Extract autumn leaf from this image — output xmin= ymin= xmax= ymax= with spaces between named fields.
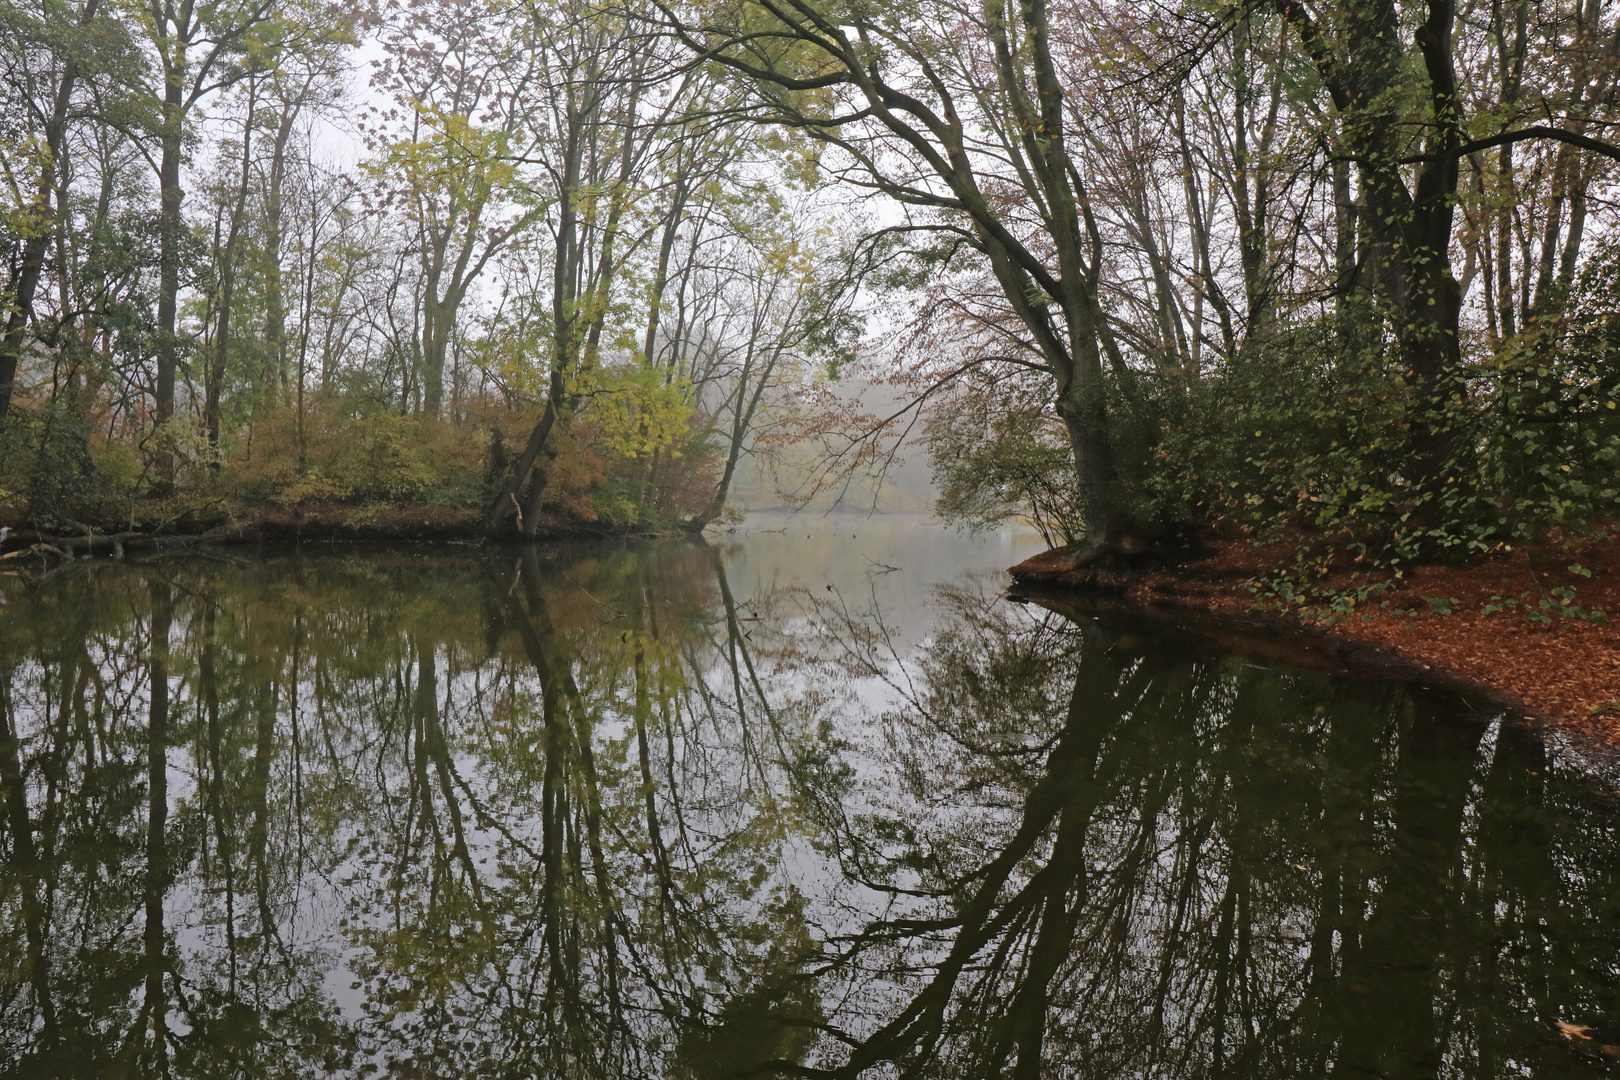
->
xmin=1555 ymin=1019 xmax=1595 ymax=1040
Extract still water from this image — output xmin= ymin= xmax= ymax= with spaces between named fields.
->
xmin=0 ymin=518 xmax=1617 ymax=1078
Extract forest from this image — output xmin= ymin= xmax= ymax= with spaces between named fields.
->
xmin=1 ymin=0 xmax=1619 ymax=566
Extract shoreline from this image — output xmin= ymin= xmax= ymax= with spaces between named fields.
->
xmin=10 ymin=514 xmax=1617 ymax=766
xmin=0 ymin=507 xmax=695 ymax=566
xmin=1009 ymin=538 xmax=1620 ymax=760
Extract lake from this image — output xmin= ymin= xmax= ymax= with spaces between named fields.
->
xmin=1 ymin=517 xmax=1617 ymax=1078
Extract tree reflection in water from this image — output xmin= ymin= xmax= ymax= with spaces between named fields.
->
xmin=0 ymin=544 xmax=1616 ymax=1078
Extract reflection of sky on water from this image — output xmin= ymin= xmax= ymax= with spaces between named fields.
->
xmin=2 ymin=525 xmax=1619 ymax=1078
xmin=722 ymin=511 xmax=1045 ymax=647
xmin=717 ymin=517 xmax=1053 ymax=969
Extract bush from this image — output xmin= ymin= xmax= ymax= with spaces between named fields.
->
xmin=1139 ymin=295 xmax=1620 ymax=571
xmin=928 ymin=373 xmax=1083 ymax=545
xmin=228 ymin=402 xmax=488 ymax=510
xmin=0 ymin=401 xmax=124 ymax=527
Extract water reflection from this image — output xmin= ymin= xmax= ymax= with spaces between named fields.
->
xmin=0 ymin=539 xmax=1616 ymax=1078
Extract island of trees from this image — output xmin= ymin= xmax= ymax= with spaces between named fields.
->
xmin=2 ymin=0 xmax=1618 ymax=580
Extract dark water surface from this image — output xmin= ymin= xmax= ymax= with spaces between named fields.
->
xmin=1 ymin=520 xmax=1618 ymax=1078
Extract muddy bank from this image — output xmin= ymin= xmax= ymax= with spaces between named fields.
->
xmin=1010 ymin=536 xmax=1620 ymax=757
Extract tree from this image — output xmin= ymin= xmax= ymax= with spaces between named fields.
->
xmin=258 ymin=0 xmax=352 ymax=398
xmin=0 ymin=0 xmax=136 ymax=427
xmin=201 ymin=70 xmax=261 ymax=454
xmin=1270 ymin=0 xmax=1472 ymax=515
xmin=137 ymin=0 xmax=276 ymax=489
xmin=484 ymin=0 xmax=683 ymax=536
xmin=365 ymin=0 xmax=546 ymax=419
xmin=685 ymin=195 xmax=857 ymax=530
xmin=664 ymin=0 xmax=1153 ymax=556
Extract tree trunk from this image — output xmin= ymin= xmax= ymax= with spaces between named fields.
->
xmin=1053 ymin=359 xmax=1130 ymax=552
xmin=1493 ymin=0 xmax=1529 ymax=339
xmin=1330 ymin=138 xmax=1362 ymax=347
xmin=484 ymin=370 xmax=564 ymax=535
xmin=264 ymin=109 xmax=296 ymax=396
xmin=1279 ymin=0 xmax=1469 ymax=523
xmin=421 ymin=290 xmax=458 ymax=418
xmin=688 ymin=347 xmax=775 ymax=532
xmin=208 ymin=84 xmax=257 ymax=457
xmin=153 ymin=67 xmax=186 ymax=492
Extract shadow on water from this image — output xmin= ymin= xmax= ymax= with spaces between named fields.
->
xmin=0 ymin=540 xmax=1616 ymax=1078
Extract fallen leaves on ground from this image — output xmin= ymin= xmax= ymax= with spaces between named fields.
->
xmin=1046 ymin=529 xmax=1620 ymax=747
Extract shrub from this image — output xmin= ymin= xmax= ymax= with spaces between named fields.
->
xmin=1138 ymin=293 xmax=1620 ymax=574
xmin=228 ymin=402 xmax=488 ymax=510
xmin=0 ymin=401 xmax=125 ymax=526
xmin=928 ymin=374 xmax=1083 ymax=546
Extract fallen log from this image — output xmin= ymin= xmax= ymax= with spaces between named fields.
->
xmin=0 ymin=523 xmax=259 ymax=561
